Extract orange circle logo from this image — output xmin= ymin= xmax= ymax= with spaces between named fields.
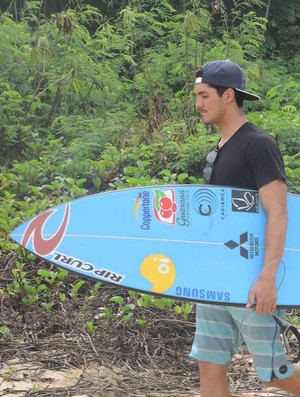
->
xmin=140 ymin=254 xmax=176 ymax=293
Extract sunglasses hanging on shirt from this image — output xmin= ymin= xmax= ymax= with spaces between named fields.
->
xmin=203 ymin=146 xmax=218 ymax=184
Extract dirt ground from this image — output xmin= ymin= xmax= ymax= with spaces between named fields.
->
xmin=0 ymin=345 xmax=288 ymax=397
xmin=1 ymin=305 xmax=291 ymax=397
xmin=0 ymin=354 xmax=291 ymax=397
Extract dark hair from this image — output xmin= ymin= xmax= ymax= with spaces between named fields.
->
xmin=195 ymin=68 xmax=244 ymax=108
xmin=195 ymin=68 xmax=203 ymax=79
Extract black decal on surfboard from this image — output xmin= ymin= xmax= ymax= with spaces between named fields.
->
xmin=225 ymin=232 xmax=249 ymax=259
xmin=231 ymin=191 xmax=259 ymax=213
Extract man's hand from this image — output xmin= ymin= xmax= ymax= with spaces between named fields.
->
xmin=247 ymin=179 xmax=287 ymax=314
xmin=246 ymin=276 xmax=277 ymax=314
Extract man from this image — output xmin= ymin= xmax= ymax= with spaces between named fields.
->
xmin=190 ymin=59 xmax=300 ymax=396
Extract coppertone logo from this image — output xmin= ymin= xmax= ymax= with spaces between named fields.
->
xmin=225 ymin=231 xmax=260 ymax=260
xmin=153 ymin=189 xmax=178 ymax=225
xmin=21 ymin=204 xmax=70 ymax=256
xmin=134 ymin=191 xmax=152 ymax=230
xmin=232 ymin=190 xmax=259 ymax=213
xmin=192 ymin=189 xmax=218 ymax=216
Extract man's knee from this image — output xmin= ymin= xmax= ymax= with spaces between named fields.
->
xmin=262 ymin=378 xmax=286 ymax=389
xmin=261 ymin=367 xmax=297 ymax=390
xmin=198 ymin=361 xmax=227 ymax=376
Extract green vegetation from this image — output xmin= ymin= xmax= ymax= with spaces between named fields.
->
xmin=0 ymin=0 xmax=299 ymax=332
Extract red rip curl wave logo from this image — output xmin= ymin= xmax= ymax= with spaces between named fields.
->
xmin=21 ymin=204 xmax=70 ymax=256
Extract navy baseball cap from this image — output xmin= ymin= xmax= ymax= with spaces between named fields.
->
xmin=195 ymin=60 xmax=260 ymax=101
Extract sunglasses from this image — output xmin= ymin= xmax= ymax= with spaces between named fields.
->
xmin=203 ymin=146 xmax=218 ymax=184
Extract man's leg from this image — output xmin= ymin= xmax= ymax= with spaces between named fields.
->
xmin=198 ymin=361 xmax=231 ymax=397
xmin=263 ymin=363 xmax=300 ymax=397
xmin=190 ymin=304 xmax=241 ymax=397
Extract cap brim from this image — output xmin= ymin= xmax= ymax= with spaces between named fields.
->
xmin=235 ymin=88 xmax=260 ymax=101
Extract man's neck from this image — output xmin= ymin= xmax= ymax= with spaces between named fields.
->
xmin=217 ymin=111 xmax=248 ymax=141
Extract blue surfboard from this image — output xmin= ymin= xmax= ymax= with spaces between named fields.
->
xmin=9 ymin=185 xmax=300 ymax=308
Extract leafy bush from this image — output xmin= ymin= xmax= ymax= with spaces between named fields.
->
xmin=0 ymin=1 xmax=299 ymax=316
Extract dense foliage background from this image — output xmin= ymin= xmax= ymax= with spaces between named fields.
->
xmin=0 ymin=0 xmax=300 ymax=337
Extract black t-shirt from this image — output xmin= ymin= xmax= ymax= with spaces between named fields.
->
xmin=210 ymin=122 xmax=286 ymax=190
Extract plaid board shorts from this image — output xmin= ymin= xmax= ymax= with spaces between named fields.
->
xmin=190 ymin=304 xmax=296 ymax=381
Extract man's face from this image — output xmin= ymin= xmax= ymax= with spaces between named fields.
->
xmin=195 ymin=83 xmax=227 ymax=125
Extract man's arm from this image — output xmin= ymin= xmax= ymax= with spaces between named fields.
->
xmin=246 ymin=179 xmax=288 ymax=314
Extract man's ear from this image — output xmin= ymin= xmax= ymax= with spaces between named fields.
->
xmin=225 ymin=88 xmax=235 ymax=103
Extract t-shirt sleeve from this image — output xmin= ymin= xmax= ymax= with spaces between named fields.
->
xmin=245 ymin=133 xmax=286 ymax=190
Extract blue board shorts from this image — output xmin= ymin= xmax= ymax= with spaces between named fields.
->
xmin=190 ymin=304 xmax=296 ymax=382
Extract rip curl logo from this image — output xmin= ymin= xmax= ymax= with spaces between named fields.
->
xmin=21 ymin=204 xmax=70 ymax=256
xmin=225 ymin=232 xmax=249 ymax=259
xmin=231 ymin=190 xmax=259 ymax=213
